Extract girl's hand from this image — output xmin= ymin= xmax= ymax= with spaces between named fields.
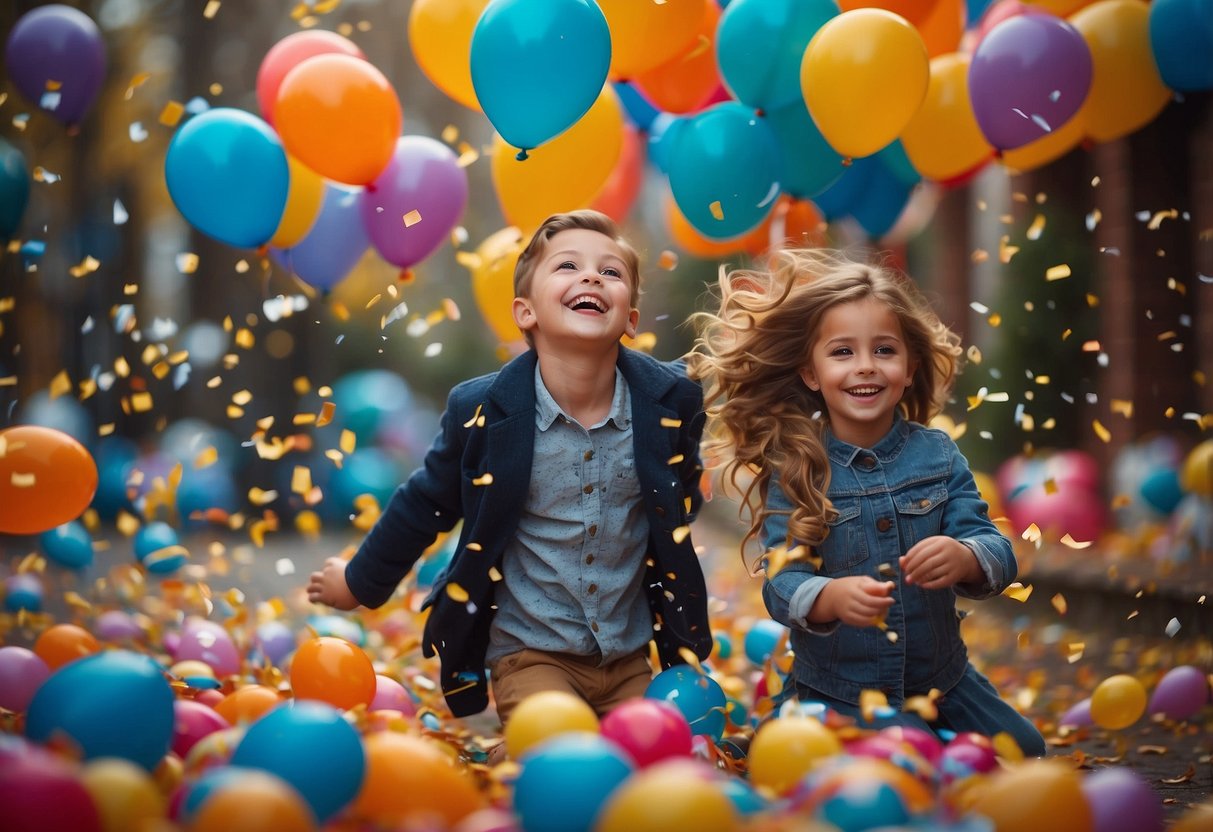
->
xmin=306 ymin=556 xmax=359 ymax=610
xmin=899 ymin=536 xmax=982 ymax=589
xmin=815 ymin=576 xmax=895 ymax=627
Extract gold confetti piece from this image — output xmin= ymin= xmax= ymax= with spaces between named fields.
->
xmin=69 ymin=255 xmax=101 ymax=277
xmin=993 ymin=732 xmax=1025 ymax=762
xmin=340 ymin=429 xmax=356 ymax=454
xmin=1045 ymin=264 xmax=1071 ymax=281
xmin=1092 ymin=419 xmax=1111 ymax=443
xmin=203 ymin=0 xmax=220 ymax=17
xmin=124 ymin=72 xmax=151 ymax=100
xmin=1067 ymin=642 xmax=1085 ymax=662
xmin=316 ymin=400 xmax=336 ymax=428
xmin=1081 ymin=340 xmax=1101 ymax=352
xmin=1146 ymin=209 xmax=1178 ymax=230
xmin=903 ymin=694 xmax=938 ymax=722
xmin=464 ymin=404 xmax=484 ymax=429
xmin=489 ymin=566 xmax=502 ymax=581
xmin=466 ymin=542 xmax=483 ymax=552
xmin=1160 ymin=764 xmax=1196 ymax=784
xmin=131 ymin=392 xmax=153 ymax=412
xmin=672 ymin=525 xmax=690 ymax=543
xmin=1060 ymin=533 xmax=1092 ymax=549
xmin=708 ymin=201 xmax=724 ymax=221
xmin=1051 ymin=593 xmax=1067 ymax=615
xmin=677 ymin=647 xmax=703 ymax=672
xmin=1026 ymin=214 xmax=1046 ymax=240
xmin=11 ymin=471 xmax=36 ymax=487
xmin=194 ymin=447 xmax=218 ymax=469
xmin=49 ymin=370 xmax=71 ymax=399
xmin=966 ymin=345 xmax=982 ymax=364
xmin=442 ymin=124 xmax=459 ymax=143
xmin=472 ymin=472 xmax=493 ymax=486
xmin=1003 ymin=582 xmax=1033 ymax=602
xmin=660 ymin=417 xmax=683 ymax=428
xmin=456 ymin=143 xmax=479 ymax=167
xmin=235 ymin=328 xmax=254 ymax=348
xmin=403 ymin=210 xmax=422 ymax=227
xmin=159 ymin=101 xmax=185 ymax=126
xmin=667 ymin=454 xmax=685 ymax=465
xmin=971 ymin=248 xmax=989 ymax=263
xmin=446 ymin=583 xmax=469 ymax=602
xmin=658 ymin=250 xmax=679 ymax=270
xmin=232 ymin=389 xmax=253 ymax=406
xmin=1043 ymin=478 xmax=1057 ymax=495
xmin=248 ymin=487 xmax=278 ymax=506
xmin=291 ymin=466 xmax=312 ymax=495
xmin=998 ymin=236 xmax=1019 ymax=263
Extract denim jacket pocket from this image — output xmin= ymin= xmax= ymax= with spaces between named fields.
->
xmin=819 ymin=498 xmax=866 ymax=572
xmin=893 ymin=484 xmax=948 ymax=549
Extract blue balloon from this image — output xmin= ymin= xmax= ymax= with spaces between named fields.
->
xmin=667 ymin=102 xmax=783 ymax=240
xmin=1140 ymin=467 xmax=1184 ymax=515
xmin=331 ymin=369 xmax=412 ymax=444
xmin=614 ymin=80 xmax=661 ymax=132
xmin=967 ymin=0 xmax=996 ymax=25
xmin=717 ymin=0 xmax=839 ymax=110
xmin=415 ymin=536 xmax=456 ymax=588
xmin=176 ymin=467 xmax=238 ymax=527
xmin=1149 ymin=0 xmax=1213 ymax=91
xmin=178 ymin=766 xmax=249 ymax=823
xmin=876 ymin=140 xmax=922 ymax=189
xmin=848 ymin=161 xmax=914 ymax=240
xmin=26 ymin=650 xmax=175 ymax=771
xmin=646 ymin=665 xmax=728 ymax=740
xmin=512 ymin=733 xmax=634 ymax=832
xmin=229 ymin=700 xmax=366 ymax=822
xmin=18 ymin=390 xmax=93 ymax=447
xmin=270 ymin=183 xmax=369 ymax=291
xmin=646 ymin=112 xmax=685 ymax=175
xmin=763 ymin=100 xmax=844 ymax=198
xmin=91 ymin=437 xmax=138 ymax=520
xmin=39 ymin=521 xmax=94 ymax=569
xmin=329 ymin=449 xmax=403 ymax=519
xmin=4 ymin=574 xmax=42 ymax=613
xmin=307 ymin=614 xmax=366 ymax=646
xmin=811 ymin=155 xmax=877 ymax=220
xmin=744 ymin=618 xmax=788 ymax=665
xmin=819 ymin=780 xmax=911 ymax=832
xmin=471 ymin=0 xmax=611 ymax=154
xmin=134 ymin=521 xmax=186 ymax=574
xmin=164 ymin=107 xmax=289 ymax=248
xmin=0 ymin=136 xmax=30 ymax=240
xmin=721 ymin=777 xmax=768 ymax=816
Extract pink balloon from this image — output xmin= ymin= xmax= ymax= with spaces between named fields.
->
xmin=1006 ymin=485 xmax=1106 ymax=542
xmin=369 ymin=674 xmax=417 ymax=716
xmin=879 ymin=724 xmax=943 ymax=766
xmin=172 ymin=698 xmax=231 ymax=758
xmin=600 ymin=698 xmax=693 ymax=768
xmin=939 ymin=736 xmax=997 ymax=784
xmin=0 ymin=646 xmax=50 ymax=712
xmin=256 ymin=30 xmax=365 ymax=125
xmin=176 ymin=618 xmax=241 ymax=677
xmin=0 ymin=740 xmax=101 ymax=832
xmin=1148 ymin=666 xmax=1210 ymax=721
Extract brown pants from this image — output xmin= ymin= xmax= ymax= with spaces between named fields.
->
xmin=490 ymin=648 xmax=653 ymax=725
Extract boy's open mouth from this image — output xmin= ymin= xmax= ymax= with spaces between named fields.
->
xmin=567 ymin=294 xmax=606 ymax=313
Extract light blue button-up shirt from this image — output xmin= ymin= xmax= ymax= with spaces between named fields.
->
xmin=486 ymin=365 xmax=652 ymax=666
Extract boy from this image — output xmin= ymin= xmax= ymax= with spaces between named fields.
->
xmin=307 ymin=210 xmax=713 ymax=721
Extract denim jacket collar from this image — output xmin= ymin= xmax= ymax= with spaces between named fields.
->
xmin=826 ymin=411 xmax=911 ymax=468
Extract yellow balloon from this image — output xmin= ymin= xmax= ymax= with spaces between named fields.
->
xmin=269 ymin=156 xmax=324 ymax=249
xmin=1180 ymin=439 xmax=1213 ymax=495
xmin=503 ymin=690 xmax=599 ymax=759
xmin=492 ymin=86 xmax=624 ymax=231
xmin=1000 ymin=109 xmax=1087 ymax=173
xmin=802 ymin=9 xmax=930 ymax=159
xmin=407 ymin=0 xmax=487 ymax=111
xmin=747 ymin=716 xmax=842 ymax=796
xmin=466 ymin=226 xmax=526 ymax=347
xmin=82 ymin=758 xmax=166 ymax=832
xmin=597 ymin=760 xmax=740 ymax=832
xmin=598 ymin=0 xmax=706 ymax=81
xmin=972 ymin=470 xmax=1005 ymax=521
xmin=901 ymin=53 xmax=995 ymax=182
xmin=1069 ymin=0 xmax=1171 ymax=144
xmin=1090 ymin=673 xmax=1148 ymax=730
xmin=964 ymin=760 xmax=1093 ymax=832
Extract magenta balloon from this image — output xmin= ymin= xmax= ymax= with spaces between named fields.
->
xmin=369 ymin=674 xmax=417 ymax=715
xmin=172 ymin=698 xmax=231 ymax=759
xmin=4 ymin=5 xmax=106 ymax=126
xmin=599 ymin=698 xmax=693 ymax=768
xmin=361 ymin=135 xmax=469 ymax=269
xmin=0 ymin=646 xmax=51 ymax=712
xmin=1148 ymin=665 xmax=1210 ymax=721
xmin=1081 ymin=767 xmax=1165 ymax=832
xmin=968 ymin=13 xmax=1093 ymax=151
xmin=177 ymin=618 xmax=241 ymax=677
xmin=0 ymin=742 xmax=102 ymax=832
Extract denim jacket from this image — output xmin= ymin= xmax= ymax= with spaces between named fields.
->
xmin=762 ymin=414 xmax=1016 ymax=707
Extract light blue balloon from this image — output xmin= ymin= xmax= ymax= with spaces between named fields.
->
xmin=646 ymin=112 xmax=685 ymax=175
xmin=39 ymin=521 xmax=94 ymax=569
xmin=471 ymin=0 xmax=611 ymax=154
xmin=764 ymin=100 xmax=844 ymax=199
xmin=811 ymin=155 xmax=877 ymax=220
xmin=512 ymin=734 xmax=634 ymax=832
xmin=329 ymin=449 xmax=403 ymax=518
xmin=849 ymin=163 xmax=914 ymax=241
xmin=717 ymin=0 xmax=839 ymax=110
xmin=876 ymin=140 xmax=921 ymax=188
xmin=667 ymin=102 xmax=782 ymax=240
xmin=270 ymin=183 xmax=368 ymax=291
xmin=645 ymin=665 xmax=728 ymax=740
xmin=0 ymin=136 xmax=30 ymax=240
xmin=164 ymin=107 xmax=288 ymax=248
xmin=1149 ymin=0 xmax=1213 ymax=91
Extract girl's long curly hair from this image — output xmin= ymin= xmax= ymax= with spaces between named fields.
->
xmin=687 ymin=248 xmax=963 ymax=564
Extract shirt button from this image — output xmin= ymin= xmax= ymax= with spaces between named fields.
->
xmin=588 ymin=524 xmax=598 ymax=537
xmin=585 ymin=554 xmax=594 ymax=565
xmin=859 ymin=455 xmax=876 ymax=470
xmin=591 ymin=621 xmax=600 ymax=632
xmin=588 ymin=584 xmax=597 ymax=594
xmin=584 ymin=450 xmax=594 ymax=461
xmin=877 ymin=517 xmax=892 ymax=532
xmin=583 ymin=484 xmax=594 ymax=494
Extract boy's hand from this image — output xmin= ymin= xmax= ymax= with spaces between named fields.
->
xmin=900 ymin=536 xmax=982 ymax=589
xmin=306 ymin=556 xmax=359 ymax=610
xmin=815 ymin=576 xmax=895 ymax=628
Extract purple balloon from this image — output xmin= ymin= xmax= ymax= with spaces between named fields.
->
xmin=4 ymin=5 xmax=106 ymax=126
xmin=968 ymin=13 xmax=1093 ymax=151
xmin=1081 ymin=767 xmax=1165 ymax=832
xmin=1148 ymin=665 xmax=1210 ymax=721
xmin=176 ymin=617 xmax=241 ymax=677
xmin=94 ymin=609 xmax=146 ymax=643
xmin=1060 ymin=696 xmax=1094 ymax=728
xmin=361 ymin=136 xmax=469 ymax=269
xmin=0 ymin=646 xmax=51 ymax=712
xmin=254 ymin=621 xmax=296 ymax=667
xmin=271 ymin=183 xmax=369 ymax=291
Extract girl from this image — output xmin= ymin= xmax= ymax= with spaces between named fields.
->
xmin=689 ymin=248 xmax=1045 ymax=756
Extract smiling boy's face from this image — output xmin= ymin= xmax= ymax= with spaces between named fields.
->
xmin=512 ymin=228 xmax=639 ymax=349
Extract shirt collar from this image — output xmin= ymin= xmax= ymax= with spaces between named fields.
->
xmin=534 ymin=364 xmax=630 ymax=431
xmin=827 ymin=411 xmax=910 ymax=467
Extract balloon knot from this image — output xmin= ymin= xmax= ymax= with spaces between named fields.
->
xmin=755 ymin=108 xmax=765 ymax=118
xmin=516 ymin=149 xmax=529 ymax=161
xmin=841 ymin=157 xmax=853 ymax=168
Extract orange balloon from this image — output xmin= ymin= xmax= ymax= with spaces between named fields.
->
xmin=591 ymin=125 xmax=645 ymax=223
xmin=187 ymin=770 xmax=316 ymax=832
xmin=214 ymin=685 xmax=282 ymax=726
xmin=467 ymin=226 xmax=527 ymax=347
xmin=275 ymin=53 xmax=401 ymax=185
xmin=289 ymin=636 xmax=376 ymax=710
xmin=838 ymin=0 xmax=941 ymax=27
xmin=770 ymin=197 xmax=827 ymax=250
xmin=901 ymin=53 xmax=995 ymax=182
xmin=256 ymin=30 xmax=366 ymax=125
xmin=34 ymin=623 xmax=100 ymax=670
xmin=964 ymin=760 xmax=1094 ymax=832
xmin=634 ymin=1 xmax=722 ymax=114
xmin=0 ymin=425 xmax=98 ymax=535
xmin=665 ymin=192 xmax=773 ymax=260
xmin=599 ymin=0 xmax=706 ymax=80
xmin=916 ymin=0 xmax=965 ymax=57
xmin=1025 ymin=0 xmax=1095 ymax=15
xmin=351 ymin=733 xmax=485 ymax=827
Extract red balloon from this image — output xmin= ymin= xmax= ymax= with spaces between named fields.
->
xmin=0 ymin=425 xmax=98 ymax=535
xmin=600 ymin=699 xmax=694 ymax=768
xmin=256 ymin=30 xmax=365 ymax=125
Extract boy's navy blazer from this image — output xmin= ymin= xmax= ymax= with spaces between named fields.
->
xmin=345 ymin=346 xmax=714 ymax=716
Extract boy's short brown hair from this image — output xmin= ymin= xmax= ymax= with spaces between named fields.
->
xmin=512 ymin=210 xmax=642 ymax=309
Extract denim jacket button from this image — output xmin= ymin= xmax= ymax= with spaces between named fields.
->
xmin=877 ymin=517 xmax=892 ymax=532
xmin=858 ymin=455 xmax=876 ymax=470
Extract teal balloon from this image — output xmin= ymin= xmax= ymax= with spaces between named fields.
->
xmin=764 ymin=100 xmax=843 ymax=198
xmin=331 ymin=369 xmax=411 ymax=444
xmin=39 ymin=521 xmax=94 ymax=569
xmin=812 ymin=155 xmax=877 ymax=220
xmin=876 ymin=140 xmax=921 ymax=188
xmin=1140 ymin=467 xmax=1184 ymax=515
xmin=471 ymin=0 xmax=611 ymax=154
xmin=667 ymin=102 xmax=782 ymax=240
xmin=329 ymin=449 xmax=403 ymax=517
xmin=645 ymin=665 xmax=727 ymax=741
xmin=0 ymin=136 xmax=30 ymax=240
xmin=164 ymin=107 xmax=289 ymax=248
xmin=26 ymin=650 xmax=175 ymax=771
xmin=849 ymin=163 xmax=913 ymax=240
xmin=1149 ymin=0 xmax=1213 ymax=91
xmin=716 ymin=0 xmax=839 ymax=110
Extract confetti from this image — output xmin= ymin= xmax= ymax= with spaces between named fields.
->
xmin=403 ymin=210 xmax=422 ymax=227
xmin=708 ymin=201 xmax=724 ymax=221
xmin=1051 ymin=593 xmax=1067 ymax=615
xmin=159 ymin=101 xmax=185 ymax=126
xmin=1003 ymin=582 xmax=1033 ymax=602
xmin=1045 ymin=264 xmax=1071 ymax=281
xmin=1164 ymin=617 xmax=1181 ymax=637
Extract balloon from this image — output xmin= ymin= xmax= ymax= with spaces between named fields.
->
xmin=1140 ymin=467 xmax=1184 ymax=515
xmin=902 ymin=53 xmax=995 ymax=182
xmin=748 ymin=716 xmax=842 ymax=795
xmin=253 ymin=621 xmax=296 ymax=667
xmin=1149 ymin=0 xmax=1213 ymax=91
xmin=763 ymin=100 xmax=845 ymax=199
xmin=917 ymin=0 xmax=966 ymax=56
xmin=275 ymin=53 xmax=401 ymax=185
xmin=134 ymin=521 xmax=188 ymax=574
xmin=177 ymin=617 xmax=241 ymax=677
xmin=664 ymin=191 xmax=774 ymax=259
xmin=633 ymin=1 xmax=722 ymax=113
xmin=968 ymin=13 xmax=1092 ymax=150
xmin=598 ymin=0 xmax=705 ymax=80
xmin=591 ymin=124 xmax=646 ymax=222
xmin=362 ymin=135 xmax=469 ymax=269
xmin=1005 ymin=483 xmax=1106 ymax=542
xmin=164 ymin=108 xmax=290 ymax=248
xmin=0 ymin=425 xmax=98 ymax=535
xmin=1060 ymin=696 xmax=1094 ymax=728
xmin=369 ymin=674 xmax=418 ymax=715
xmin=471 ymin=0 xmax=611 ymax=156
xmin=801 ymin=8 xmax=930 ymax=159
xmin=81 ymin=757 xmax=166 ymax=832
xmin=1000 ymin=107 xmax=1087 ymax=172
xmin=0 ymin=741 xmax=103 ymax=832
xmin=491 ymin=85 xmax=624 ymax=231
xmin=0 ymin=136 xmax=30 ymax=240
xmin=511 ymin=733 xmax=634 ymax=832
xmin=716 ymin=0 xmax=840 ymax=111
xmin=667 ymin=101 xmax=782 ymax=239
xmin=0 ymin=646 xmax=51 ymax=712
xmin=614 ymin=80 xmax=662 ymax=131
xmin=256 ymin=30 xmax=366 ymax=125
xmin=268 ymin=156 xmax=324 ymax=249
xmin=214 ymin=685 xmax=282 ymax=726
xmin=290 ymin=636 xmax=376 ymax=710
xmin=1147 ymin=665 xmax=1210 ymax=721
xmin=173 ymin=699 xmax=231 ymax=759
xmin=600 ymin=699 xmax=694 ymax=767
xmin=1071 ymin=0 xmax=1173 ymax=143
xmin=596 ymin=759 xmax=739 ymax=832
xmin=229 ymin=701 xmax=366 ymax=822
xmin=1026 ymin=0 xmax=1098 ymax=13
xmin=771 ymin=197 xmax=828 ymax=249
xmin=466 ymin=226 xmax=527 ymax=345
xmin=351 ymin=733 xmax=485 ymax=826
xmin=964 ymin=760 xmax=1093 ymax=832
xmin=26 ymin=650 xmax=175 ymax=771
xmin=1081 ymin=767 xmax=1165 ymax=832
xmin=503 ymin=690 xmax=600 ymax=758
xmin=4 ymin=5 xmax=106 ymax=126
xmin=974 ymin=0 xmax=1033 ymax=43
xmin=1090 ymin=673 xmax=1148 ymax=730
xmin=1181 ymin=439 xmax=1213 ymax=494
xmin=271 ymin=184 xmax=370 ymax=291
xmin=645 ymin=666 xmax=728 ymax=740
xmin=849 ymin=158 xmax=916 ymax=239
xmin=187 ymin=770 xmax=315 ymax=832
xmin=39 ymin=520 xmax=94 ymax=569
xmin=34 ymin=623 xmax=100 ymax=670
xmin=744 ymin=618 xmax=788 ymax=665
xmin=408 ymin=0 xmax=488 ymax=110
xmin=839 ymin=0 xmax=940 ymax=26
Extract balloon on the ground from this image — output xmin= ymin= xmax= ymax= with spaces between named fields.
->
xmin=0 ymin=646 xmax=51 ymax=712
xmin=188 ymin=768 xmax=315 ymax=832
xmin=39 ymin=521 xmax=95 ymax=569
xmin=645 ymin=665 xmax=728 ymax=740
xmin=369 ymin=674 xmax=418 ymax=715
xmin=596 ymin=758 xmax=739 ymax=832
xmin=511 ymin=732 xmax=634 ymax=832
xmin=599 ymin=698 xmax=693 ymax=767
xmin=290 ymin=636 xmax=376 ymax=710
xmin=504 ymin=690 xmax=600 ymax=758
xmin=1090 ymin=674 xmax=1148 ymax=730
xmin=81 ymin=757 xmax=166 ymax=832
xmin=1080 ymin=766 xmax=1165 ymax=832
xmin=748 ymin=716 xmax=842 ymax=795
xmin=4 ymin=4 xmax=106 ymax=126
xmin=1147 ymin=665 xmax=1209 ymax=721
xmin=0 ymin=740 xmax=103 ymax=832
xmin=351 ymin=732 xmax=486 ymax=827
xmin=4 ymin=573 xmax=43 ymax=613
xmin=0 ymin=425 xmax=98 ymax=535
xmin=34 ymin=623 xmax=100 ymax=669
xmin=134 ymin=521 xmax=188 ymax=574
xmin=176 ymin=618 xmax=241 ymax=677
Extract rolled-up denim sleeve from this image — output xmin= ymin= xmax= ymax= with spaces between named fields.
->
xmin=760 ymin=481 xmax=837 ymax=634
xmin=942 ymin=441 xmax=1017 ymax=599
